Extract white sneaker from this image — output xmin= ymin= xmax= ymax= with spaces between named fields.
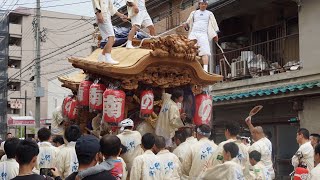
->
xmin=105 ymin=56 xmax=119 ymax=65
xmin=97 ymin=53 xmax=105 ymax=62
xmin=126 ymin=43 xmax=135 ymax=49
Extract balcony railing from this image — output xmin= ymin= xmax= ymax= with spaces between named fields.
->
xmin=8 ymin=45 xmax=21 ymax=58
xmin=214 ymin=33 xmax=300 ymax=81
xmin=9 ymin=23 xmax=22 ymax=36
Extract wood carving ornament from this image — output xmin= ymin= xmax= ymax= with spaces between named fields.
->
xmin=150 ymin=34 xmax=201 ymax=61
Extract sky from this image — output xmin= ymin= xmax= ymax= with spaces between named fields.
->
xmin=0 ymin=0 xmax=126 ymax=17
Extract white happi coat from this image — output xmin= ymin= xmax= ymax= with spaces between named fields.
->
xmin=155 ymin=93 xmax=184 ymax=143
xmin=211 ymin=139 xmax=250 ymax=178
xmin=199 ymin=159 xmax=244 ymax=180
xmin=37 ymin=141 xmax=59 ymax=170
xmin=157 ymin=149 xmax=182 ymax=180
xmin=292 ymin=141 xmax=314 ymax=172
xmin=173 ymin=136 xmax=198 ymax=163
xmin=248 ymin=161 xmax=271 ymax=180
xmin=182 ymin=137 xmax=218 ymax=179
xmin=249 ymin=137 xmax=275 ymax=179
xmin=0 ymin=158 xmax=19 ymax=180
xmin=130 ymin=150 xmax=163 ymax=180
xmin=117 ymin=129 xmax=144 ymax=171
xmin=308 ymin=163 xmax=320 ymax=180
xmin=92 ymin=0 xmax=117 ymax=18
xmin=56 ymin=142 xmax=79 ymax=179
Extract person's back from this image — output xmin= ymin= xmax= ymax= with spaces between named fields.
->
xmin=157 ymin=150 xmax=181 ymax=179
xmin=248 ymin=128 xmax=274 ymax=179
xmin=154 ymin=136 xmax=181 ymax=179
xmin=37 ymin=128 xmax=59 ymax=170
xmin=183 ymin=125 xmax=218 ymax=179
xmin=117 ymin=119 xmax=144 ymax=171
xmin=211 ymin=122 xmax=249 ymax=177
xmin=130 ymin=133 xmax=163 ymax=180
xmin=172 ymin=130 xmax=189 ymax=163
xmin=12 ymin=139 xmax=47 ymax=180
xmin=56 ymin=125 xmax=81 ymax=179
xmin=0 ymin=138 xmax=20 ymax=179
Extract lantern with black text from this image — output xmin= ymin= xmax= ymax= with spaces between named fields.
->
xmin=193 ymin=94 xmax=212 ymax=126
xmin=89 ymin=83 xmax=106 ymax=111
xmin=103 ymin=89 xmax=125 ymax=123
xmin=140 ymin=90 xmax=154 ymax=116
xmin=62 ymin=96 xmax=72 ymax=117
xmin=78 ymin=80 xmax=93 ymax=107
xmin=68 ymin=98 xmax=79 ymax=120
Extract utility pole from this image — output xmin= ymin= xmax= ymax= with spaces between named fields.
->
xmin=35 ymin=0 xmax=43 ymax=128
xmin=10 ymin=90 xmax=31 ymax=138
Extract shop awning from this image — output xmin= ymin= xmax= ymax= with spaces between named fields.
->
xmin=7 ymin=116 xmax=50 ymax=126
xmin=213 ymin=81 xmax=320 ymax=102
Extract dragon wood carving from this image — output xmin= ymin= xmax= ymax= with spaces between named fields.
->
xmin=150 ymin=34 xmax=201 ymax=61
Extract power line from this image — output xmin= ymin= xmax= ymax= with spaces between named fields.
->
xmin=2 ymin=33 xmax=93 ymax=90
xmin=2 ymin=0 xmax=62 ymax=7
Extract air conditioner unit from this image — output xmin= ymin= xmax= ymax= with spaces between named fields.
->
xmin=231 ymin=59 xmax=249 ymax=79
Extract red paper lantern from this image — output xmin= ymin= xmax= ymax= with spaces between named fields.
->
xmin=68 ymin=98 xmax=79 ymax=120
xmin=294 ymin=167 xmax=309 ymax=180
xmin=78 ymin=80 xmax=93 ymax=107
xmin=140 ymin=90 xmax=154 ymax=116
xmin=103 ymin=89 xmax=126 ymax=123
xmin=62 ymin=96 xmax=72 ymax=117
xmin=89 ymin=83 xmax=106 ymax=111
xmin=193 ymin=94 xmax=213 ymax=126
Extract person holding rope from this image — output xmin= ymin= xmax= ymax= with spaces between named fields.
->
xmin=182 ymin=0 xmax=219 ymax=73
xmin=92 ymin=0 xmax=127 ymax=64
xmin=125 ymin=0 xmax=156 ymax=48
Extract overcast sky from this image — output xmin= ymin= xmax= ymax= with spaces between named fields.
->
xmin=1 ymin=0 xmax=126 ymax=17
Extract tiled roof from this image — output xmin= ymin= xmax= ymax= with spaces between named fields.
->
xmin=213 ymin=81 xmax=320 ymax=102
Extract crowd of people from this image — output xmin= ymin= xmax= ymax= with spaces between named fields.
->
xmin=0 ymin=116 xmax=318 ymax=180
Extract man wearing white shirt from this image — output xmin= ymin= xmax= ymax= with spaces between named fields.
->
xmin=292 ymin=128 xmax=314 ymax=172
xmin=200 ymin=142 xmax=244 ymax=180
xmin=56 ymin=125 xmax=81 ymax=179
xmin=211 ymin=121 xmax=250 ymax=178
xmin=130 ymin=133 xmax=163 ymax=180
xmin=117 ymin=118 xmax=144 ymax=172
xmin=246 ymin=118 xmax=275 ymax=179
xmin=154 ymin=136 xmax=182 ymax=179
xmin=0 ymin=138 xmax=20 ymax=180
xmin=183 ymin=0 xmax=219 ymax=72
xmin=36 ymin=127 xmax=59 ymax=170
xmin=173 ymin=130 xmax=187 ymax=162
xmin=309 ymin=144 xmax=320 ymax=180
xmin=126 ymin=0 xmax=156 ymax=48
xmin=92 ymin=0 xmax=127 ymax=64
xmin=182 ymin=124 xmax=218 ymax=179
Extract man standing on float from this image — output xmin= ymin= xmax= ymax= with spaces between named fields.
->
xmin=125 ymin=0 xmax=156 ymax=48
xmin=92 ymin=0 xmax=127 ymax=64
xmin=183 ymin=0 xmax=219 ymax=72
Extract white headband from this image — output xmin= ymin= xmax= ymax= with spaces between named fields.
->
xmin=197 ymin=128 xmax=211 ymax=136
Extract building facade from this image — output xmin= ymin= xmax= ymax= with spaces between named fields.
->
xmin=1 ymin=7 xmax=94 ymax=137
xmin=115 ymin=0 xmax=320 ymax=178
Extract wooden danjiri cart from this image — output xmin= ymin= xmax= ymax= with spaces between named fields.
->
xmin=58 ymin=34 xmax=223 ymax=137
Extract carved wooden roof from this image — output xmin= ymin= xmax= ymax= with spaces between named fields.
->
xmin=63 ymin=35 xmax=223 ymax=90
